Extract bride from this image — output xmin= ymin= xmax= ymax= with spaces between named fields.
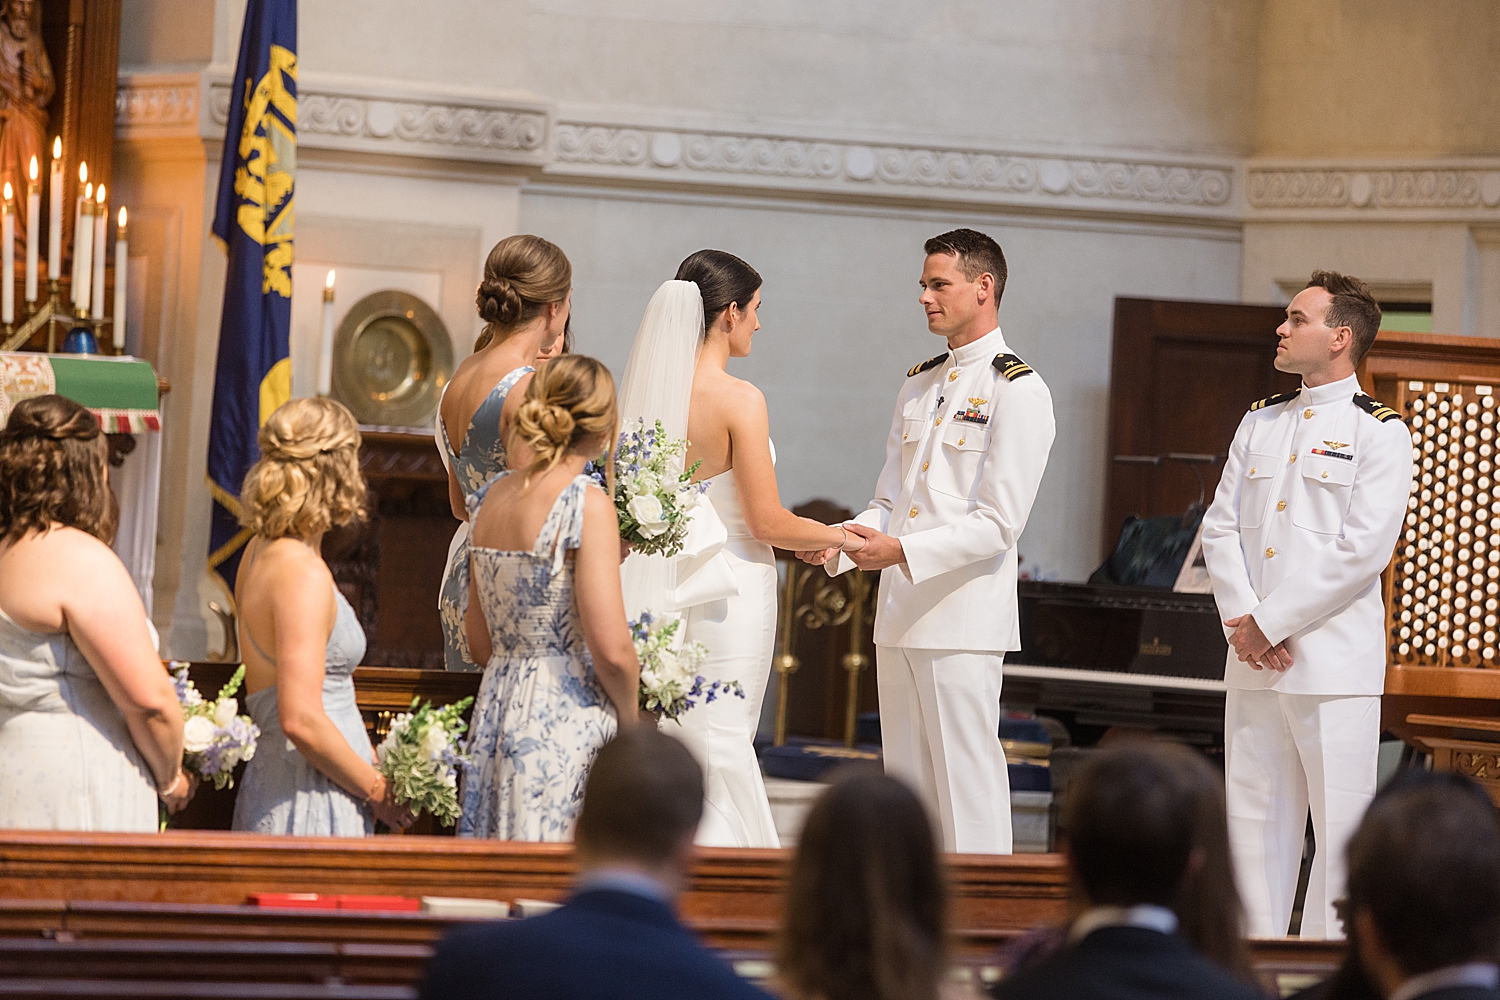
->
xmin=619 ymin=249 xmax=863 ymax=848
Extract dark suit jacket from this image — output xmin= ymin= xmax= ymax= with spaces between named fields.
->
xmin=990 ymin=926 xmax=1264 ymax=1000
xmin=417 ymin=888 xmax=773 ymax=1000
xmin=1409 ymin=989 xmax=1500 ymax=1000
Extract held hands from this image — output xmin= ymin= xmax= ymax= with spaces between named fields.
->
xmin=367 ymin=774 xmax=417 ymax=832
xmin=1224 ymin=615 xmax=1294 ymax=672
xmin=157 ymin=769 xmax=198 ymax=815
xmin=845 ymin=524 xmax=905 ymax=571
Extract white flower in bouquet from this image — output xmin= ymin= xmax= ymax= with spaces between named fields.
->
xmin=629 ymin=612 xmax=743 ymax=722
xmin=375 ymin=697 xmax=474 ymax=827
xmin=170 ymin=663 xmax=260 ymax=792
xmin=614 ymin=418 xmax=708 ymax=557
xmin=182 ymin=715 xmax=215 ymax=754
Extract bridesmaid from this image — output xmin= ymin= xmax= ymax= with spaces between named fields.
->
xmin=437 ymin=235 xmax=572 ymax=672
xmin=461 ymin=355 xmax=640 ymax=840
xmin=0 ymin=395 xmax=192 ymax=830
xmin=232 ymin=398 xmax=414 ymax=836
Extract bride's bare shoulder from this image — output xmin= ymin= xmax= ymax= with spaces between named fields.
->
xmin=698 ymin=368 xmax=764 ymax=409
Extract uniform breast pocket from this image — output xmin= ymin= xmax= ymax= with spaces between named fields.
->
xmin=928 ymin=421 xmax=987 ymax=499
xmin=1292 ymin=456 xmax=1356 ymax=534
xmin=1238 ymin=453 xmax=1279 ymax=530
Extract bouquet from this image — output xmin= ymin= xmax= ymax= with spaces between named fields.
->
xmin=170 ymin=662 xmax=260 ymax=790
xmin=375 ymin=697 xmax=474 ymax=826
xmin=631 ymin=612 xmax=742 ymax=722
xmin=614 ymin=418 xmax=707 ymax=557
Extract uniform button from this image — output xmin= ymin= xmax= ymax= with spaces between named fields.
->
xmin=948 ymin=371 xmax=959 ymax=382
xmin=1289 ymin=453 xmax=1297 ymax=463
xmin=909 ymin=507 xmax=918 ymax=519
xmin=1249 ymin=467 xmax=1257 ymax=475
xmin=935 ymin=416 xmax=943 ymax=426
xmin=1322 ymin=471 xmax=1329 ymax=479
xmin=1304 ymin=408 xmax=1314 ymax=419
xmin=958 ymin=438 xmax=965 ymax=446
xmin=1266 ymin=547 xmax=1276 ymax=558
xmin=1277 ymin=500 xmax=1287 ymax=511
xmin=922 ymin=461 xmax=929 ymax=471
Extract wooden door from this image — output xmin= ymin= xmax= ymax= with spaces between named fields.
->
xmin=1103 ymin=297 xmax=1295 ymax=562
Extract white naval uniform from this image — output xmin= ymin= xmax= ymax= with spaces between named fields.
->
xmin=1200 ymin=372 xmax=1412 ymax=939
xmin=830 ymin=325 xmax=1055 ymax=854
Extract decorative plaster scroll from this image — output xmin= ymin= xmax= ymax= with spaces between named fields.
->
xmin=114 ymin=76 xmax=199 ymax=132
xmin=1249 ymin=167 xmax=1500 ymax=210
xmin=553 ymin=123 xmax=1235 ymax=210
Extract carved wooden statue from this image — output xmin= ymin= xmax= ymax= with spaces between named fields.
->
xmin=0 ymin=0 xmax=50 ymax=235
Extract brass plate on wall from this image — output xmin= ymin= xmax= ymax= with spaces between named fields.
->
xmin=331 ymin=290 xmax=452 ymax=428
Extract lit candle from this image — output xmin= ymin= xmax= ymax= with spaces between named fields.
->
xmin=71 ymin=163 xmax=86 ymax=305
xmin=318 ymin=269 xmax=336 ymax=396
xmin=74 ymin=189 xmax=92 ymax=318
xmin=90 ymin=184 xmax=106 ymax=321
xmin=25 ymin=156 xmax=38 ymax=304
xmin=113 ymin=207 xmax=127 ymax=351
xmin=2 ymin=183 xmax=14 ymax=326
xmin=47 ymin=138 xmax=61 ymax=285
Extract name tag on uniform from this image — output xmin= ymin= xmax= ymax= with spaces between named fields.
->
xmin=956 ymin=398 xmax=990 ymax=424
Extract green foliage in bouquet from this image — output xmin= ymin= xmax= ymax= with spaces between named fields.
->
xmin=615 ymin=418 xmax=706 ymax=557
xmin=375 ymin=696 xmax=474 ymax=827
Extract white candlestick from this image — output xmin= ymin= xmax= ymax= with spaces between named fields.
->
xmin=25 ymin=160 xmax=38 ymax=303
xmin=71 ymin=166 xmax=86 ymax=306
xmin=113 ymin=208 xmax=126 ymax=351
xmin=74 ymin=200 xmax=92 ymax=318
xmin=3 ymin=189 xmax=14 ymax=326
xmin=90 ymin=187 xmax=106 ymax=321
xmin=47 ymin=141 xmax=61 ymax=285
xmin=318 ymin=269 xmax=336 ymax=396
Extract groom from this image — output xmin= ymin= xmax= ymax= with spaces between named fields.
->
xmin=802 ymin=229 xmax=1054 ymax=854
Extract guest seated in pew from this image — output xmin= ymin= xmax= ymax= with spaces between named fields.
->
xmin=1298 ymin=772 xmax=1500 ymax=1000
xmin=773 ymin=768 xmax=953 ymax=1000
xmin=419 ymin=726 xmax=770 ymax=1000
xmin=0 ymin=395 xmax=193 ymax=830
xmin=231 ymin=398 xmax=414 ymax=836
xmin=992 ymin=742 xmax=1262 ymax=1000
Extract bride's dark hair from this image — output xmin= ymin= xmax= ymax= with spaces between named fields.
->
xmin=675 ymin=249 xmax=761 ymax=332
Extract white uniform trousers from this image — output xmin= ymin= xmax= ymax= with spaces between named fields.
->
xmin=1224 ymin=688 xmax=1380 ymax=939
xmin=876 ymin=646 xmax=1011 ymax=854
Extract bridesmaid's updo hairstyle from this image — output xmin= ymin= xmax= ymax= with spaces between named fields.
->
xmin=474 ymin=234 xmax=573 ymax=351
xmin=240 ymin=397 xmax=368 ymax=541
xmin=512 ymin=354 xmax=617 ymax=493
xmin=674 ymin=249 xmax=761 ymax=332
xmin=0 ymin=394 xmax=115 ymax=544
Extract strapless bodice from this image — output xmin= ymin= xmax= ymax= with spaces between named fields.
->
xmin=702 ymin=439 xmax=774 ymax=540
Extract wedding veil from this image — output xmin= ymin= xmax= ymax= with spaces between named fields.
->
xmin=617 ymin=279 xmax=705 ymax=618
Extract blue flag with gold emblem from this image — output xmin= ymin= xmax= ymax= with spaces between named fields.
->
xmin=207 ymin=0 xmax=296 ymax=593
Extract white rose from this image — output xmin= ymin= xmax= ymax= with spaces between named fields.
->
xmin=213 ymin=698 xmax=239 ymax=728
xmin=182 ymin=715 xmax=216 ymax=754
xmin=628 ymin=495 xmax=670 ymax=539
xmin=421 ymin=725 xmax=448 ymax=761
xmin=638 ymin=471 xmax=661 ymax=496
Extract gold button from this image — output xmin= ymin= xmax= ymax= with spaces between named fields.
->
xmin=909 ymin=507 xmax=918 ymax=518
xmin=1249 ymin=467 xmax=1257 ymax=475
xmin=1304 ymin=408 xmax=1314 ymax=419
xmin=902 ymin=434 xmax=908 ymax=441
xmin=948 ymin=371 xmax=959 ymax=382
xmin=1322 ymin=471 xmax=1329 ymax=479
xmin=935 ymin=416 xmax=943 ymax=425
xmin=922 ymin=461 xmax=929 ymax=471
xmin=958 ymin=438 xmax=965 ymax=446
xmin=1266 ymin=547 xmax=1276 ymax=558
xmin=1277 ymin=500 xmax=1287 ymax=511
xmin=1289 ymin=454 xmax=1297 ymax=463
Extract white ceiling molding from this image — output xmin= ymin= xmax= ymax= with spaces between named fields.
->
xmin=1246 ymin=162 xmax=1500 ymax=220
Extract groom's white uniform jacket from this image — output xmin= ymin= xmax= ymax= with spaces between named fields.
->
xmin=831 ymin=326 xmax=1055 ymax=651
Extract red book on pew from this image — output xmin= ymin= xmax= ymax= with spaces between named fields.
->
xmin=246 ymin=892 xmax=335 ymax=910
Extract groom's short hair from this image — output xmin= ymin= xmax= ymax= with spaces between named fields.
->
xmin=924 ymin=229 xmax=1008 ymax=303
xmin=575 ymin=726 xmax=704 ymax=865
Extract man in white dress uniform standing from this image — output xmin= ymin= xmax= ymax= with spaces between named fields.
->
xmin=802 ymin=229 xmax=1054 ymax=854
xmin=1200 ymin=270 xmax=1413 ymax=939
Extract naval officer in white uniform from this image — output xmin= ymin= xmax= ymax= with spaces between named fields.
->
xmin=801 ymin=229 xmax=1054 ymax=854
xmin=1201 ymin=270 xmax=1412 ymax=939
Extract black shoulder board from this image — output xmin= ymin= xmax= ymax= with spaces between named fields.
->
xmin=992 ymin=353 xmax=1034 ymax=381
xmin=1249 ymin=390 xmax=1299 ymax=412
xmin=1353 ymin=392 xmax=1402 ymax=423
xmin=906 ymin=353 xmax=946 ymax=378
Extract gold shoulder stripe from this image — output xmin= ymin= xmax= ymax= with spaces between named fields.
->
xmin=1353 ymin=392 xmax=1403 ymax=423
xmin=907 ymin=353 xmax=947 ymax=378
xmin=1249 ymin=390 xmax=1299 ymax=412
xmin=992 ymin=353 xmax=1035 ymax=381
